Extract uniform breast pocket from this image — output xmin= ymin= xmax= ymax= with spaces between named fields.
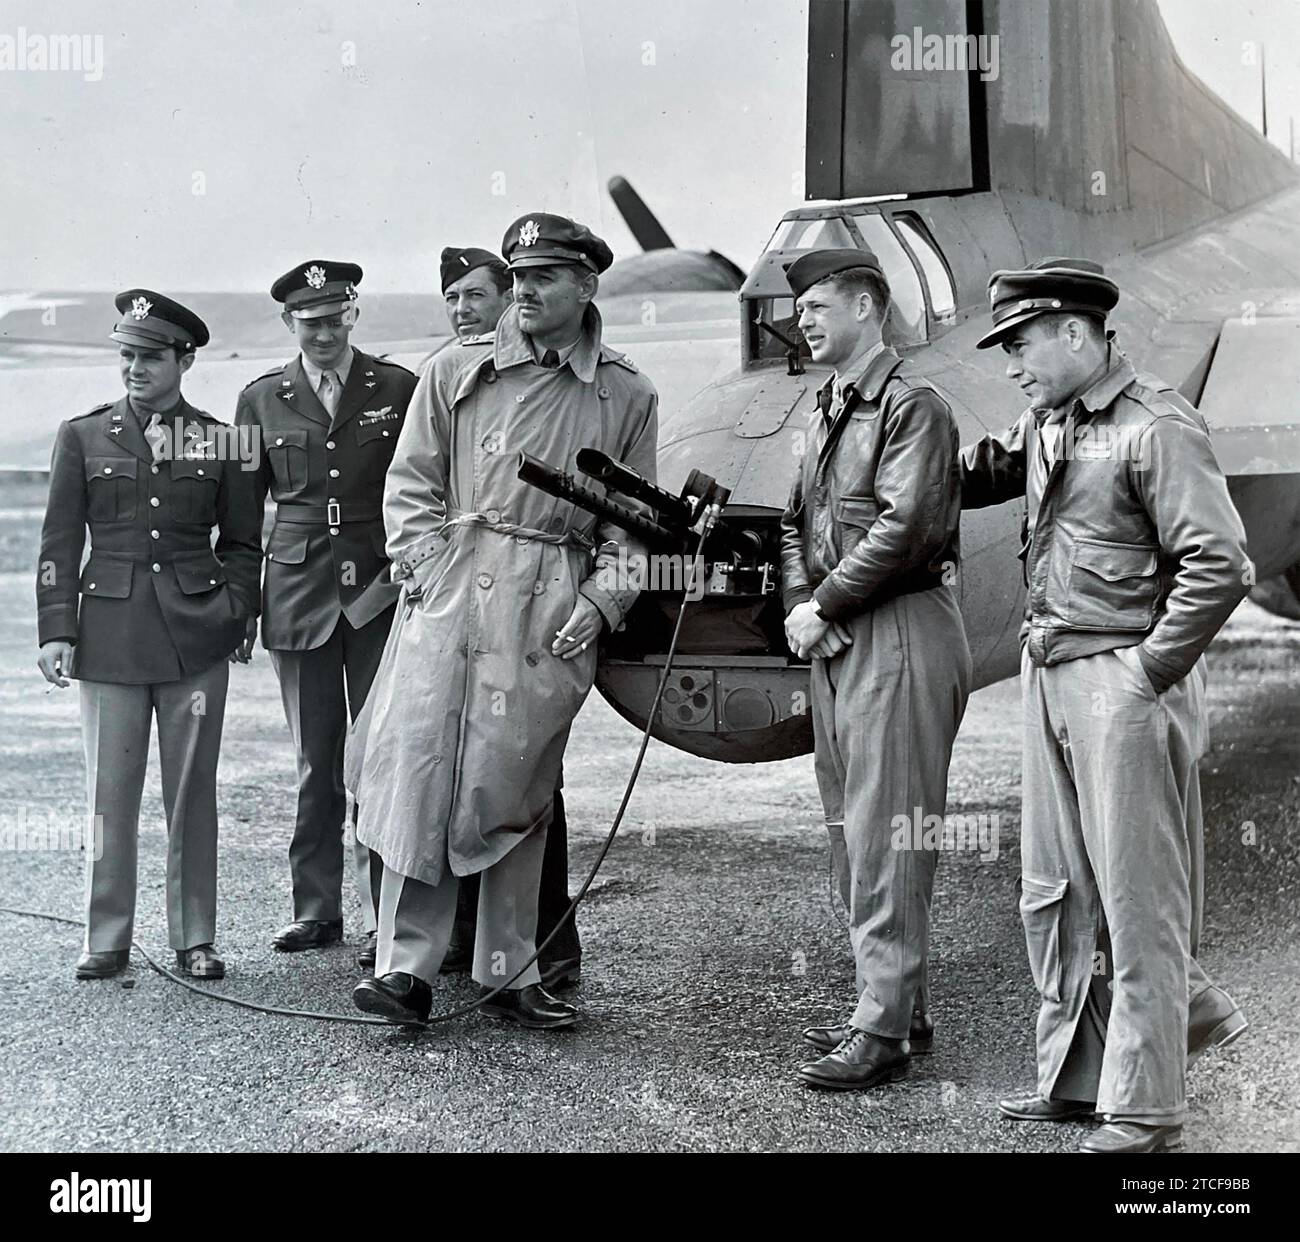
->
xmin=85 ymin=456 xmax=138 ymax=521
xmin=356 ymin=418 xmax=397 ymax=460
xmin=169 ymin=459 xmax=219 ymax=524
xmin=267 ymin=428 xmax=309 ymax=493
xmin=1066 ymin=538 xmax=1159 ymax=629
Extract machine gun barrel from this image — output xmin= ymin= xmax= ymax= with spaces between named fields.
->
xmin=574 ymin=448 xmax=697 ymax=529
xmin=516 ymin=452 xmax=682 ymax=549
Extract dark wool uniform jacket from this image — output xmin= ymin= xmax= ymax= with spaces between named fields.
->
xmin=36 ymin=397 xmax=263 ymax=684
xmin=779 ymin=346 xmax=962 ymax=622
xmin=234 ymin=349 xmax=417 ymax=651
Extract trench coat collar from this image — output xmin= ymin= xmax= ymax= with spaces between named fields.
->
xmin=493 ymin=303 xmax=605 ymax=385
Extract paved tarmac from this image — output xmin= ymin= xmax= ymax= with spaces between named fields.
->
xmin=1 ymin=551 xmax=1296 ymax=1151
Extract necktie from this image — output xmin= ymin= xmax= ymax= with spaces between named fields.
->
xmin=318 ymin=369 xmax=340 ymax=416
xmin=143 ymin=411 xmax=167 ymax=463
xmin=1038 ymin=408 xmax=1069 ymax=473
xmin=540 ymin=349 xmax=561 ymax=369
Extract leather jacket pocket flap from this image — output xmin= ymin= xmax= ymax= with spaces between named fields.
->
xmin=836 ymin=495 xmax=880 ymax=528
xmin=85 ymin=455 xmax=138 ymax=482
xmin=80 ymin=555 xmax=133 ymax=599
xmin=174 ymin=556 xmax=227 ymax=595
xmin=266 ymin=526 xmax=310 ymax=565
xmin=1020 ymin=874 xmax=1069 ymax=1004
xmin=1073 ymin=539 xmax=1157 ymax=582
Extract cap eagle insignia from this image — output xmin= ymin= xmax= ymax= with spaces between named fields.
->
xmin=304 ymin=265 xmax=328 ymax=289
xmin=519 ymin=220 xmax=541 ymax=247
xmin=130 ymin=296 xmax=152 ymax=320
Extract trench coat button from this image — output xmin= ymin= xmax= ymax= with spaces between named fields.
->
xmin=329 ymin=468 xmax=340 ymax=478
xmin=516 ymin=536 xmax=528 ymax=545
xmin=150 ymin=529 xmax=159 ymax=539
xmin=515 ymin=394 xmax=526 ymax=404
xmin=329 ymin=527 xmax=340 ymax=536
xmin=598 ymin=386 xmax=611 ymax=399
xmin=326 ymin=440 xmax=335 ymax=449
xmin=485 ymin=509 xmax=501 ymax=524
xmin=150 ymin=497 xmax=159 ymax=507
xmin=431 ymin=753 xmax=442 ymax=763
xmin=482 ymin=433 xmax=500 ymax=453
xmin=477 ymin=573 xmax=493 ymax=589
xmin=152 ymin=563 xmax=161 ymax=573
xmin=275 ymin=437 xmax=284 ymax=446
xmin=532 ymin=581 xmax=545 ymax=594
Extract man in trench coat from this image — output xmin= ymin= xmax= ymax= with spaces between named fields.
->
xmin=349 ymin=213 xmax=658 ymax=1029
xmin=434 ymin=244 xmax=583 ymax=990
xmin=959 ymin=258 xmax=1251 ymax=1153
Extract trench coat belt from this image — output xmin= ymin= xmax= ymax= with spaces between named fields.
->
xmin=392 ymin=509 xmax=595 ymax=597
xmin=277 ymin=501 xmax=382 ymax=525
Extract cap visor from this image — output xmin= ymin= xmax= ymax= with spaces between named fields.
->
xmin=975 ymin=309 xmax=1044 ymax=350
xmin=507 ymin=254 xmax=590 ymax=271
xmin=111 ymin=327 xmax=182 ymax=350
xmin=289 ymin=300 xmax=353 ymax=320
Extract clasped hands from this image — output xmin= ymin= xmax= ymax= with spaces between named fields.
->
xmin=784 ymin=600 xmax=853 ymax=661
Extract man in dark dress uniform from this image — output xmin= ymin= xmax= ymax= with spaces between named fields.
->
xmin=37 ymin=290 xmax=262 ymax=980
xmin=233 ymin=261 xmax=416 ymax=963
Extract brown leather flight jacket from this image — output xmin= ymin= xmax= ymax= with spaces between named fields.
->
xmin=959 ymin=350 xmax=1251 ymax=693
xmin=779 ymin=347 xmax=962 ymax=622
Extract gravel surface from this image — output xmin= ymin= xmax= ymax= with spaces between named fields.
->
xmin=1 ymin=555 xmax=1296 ymax=1153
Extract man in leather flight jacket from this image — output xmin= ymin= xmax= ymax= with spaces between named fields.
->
xmin=960 ymin=257 xmax=1252 ymax=1154
xmin=779 ymin=248 xmax=971 ymax=1092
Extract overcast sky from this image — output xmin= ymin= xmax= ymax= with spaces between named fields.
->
xmin=1 ymin=0 xmax=1296 ymax=292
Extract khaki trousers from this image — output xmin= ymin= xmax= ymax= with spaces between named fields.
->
xmin=812 ymin=587 xmax=971 ymax=1037
xmin=1020 ymin=645 xmax=1223 ymax=1125
xmin=375 ymin=825 xmax=547 ymax=990
xmin=79 ymin=659 xmax=228 ymax=952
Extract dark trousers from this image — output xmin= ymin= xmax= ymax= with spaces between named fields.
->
xmin=269 ymin=607 xmax=393 ymax=927
xmin=451 ymin=787 xmax=581 ymax=968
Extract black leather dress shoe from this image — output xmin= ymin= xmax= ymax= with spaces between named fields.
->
xmin=176 ymin=944 xmax=225 ymax=979
xmin=803 ymin=1008 xmax=934 ymax=1056
xmin=1188 ymin=985 xmax=1248 ymax=1065
xmin=997 ymin=1091 xmax=1096 ymax=1121
xmin=272 ymin=919 xmax=343 ymax=952
xmin=1080 ymin=1122 xmax=1183 ymax=1153
xmin=75 ymin=949 xmax=130 ymax=979
xmin=477 ymin=984 xmax=578 ymax=1029
xmin=540 ymin=955 xmax=581 ymax=992
xmin=798 ymin=1029 xmax=909 ymax=1091
xmin=356 ymin=931 xmax=377 ymax=971
xmin=352 ymin=972 xmax=432 ymax=1025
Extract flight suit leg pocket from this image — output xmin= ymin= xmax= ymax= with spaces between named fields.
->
xmin=1020 ymin=874 xmax=1069 ymax=1003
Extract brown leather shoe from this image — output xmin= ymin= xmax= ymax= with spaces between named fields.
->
xmin=75 ymin=949 xmax=130 ymax=979
xmin=353 ymin=972 xmax=432 ymax=1024
xmin=1188 ymin=985 xmax=1248 ymax=1064
xmin=798 ymin=1029 xmax=909 ymax=1091
xmin=272 ymin=919 xmax=343 ymax=952
xmin=998 ymin=1092 xmax=1096 ymax=1121
xmin=803 ymin=1008 xmax=934 ymax=1056
xmin=477 ymin=984 xmax=578 ymax=1029
xmin=1080 ymin=1122 xmax=1183 ymax=1153
xmin=176 ymin=944 xmax=225 ymax=979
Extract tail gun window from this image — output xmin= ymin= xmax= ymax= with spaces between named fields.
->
xmin=895 ymin=215 xmax=957 ymax=323
xmin=849 ymin=212 xmax=926 ymax=346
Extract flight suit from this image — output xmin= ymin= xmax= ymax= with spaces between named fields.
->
xmin=235 ymin=349 xmax=416 ymax=930
xmin=37 ymin=398 xmax=262 ymax=951
xmin=779 ymin=344 xmax=971 ymax=1038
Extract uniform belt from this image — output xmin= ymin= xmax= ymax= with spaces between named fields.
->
xmin=86 ymin=547 xmax=218 ymax=565
xmin=277 ymin=501 xmax=382 ymax=526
